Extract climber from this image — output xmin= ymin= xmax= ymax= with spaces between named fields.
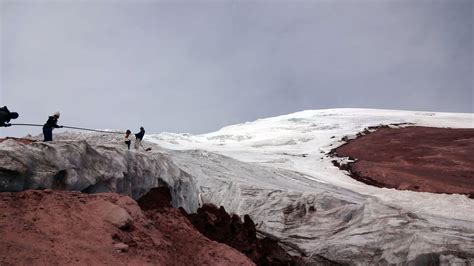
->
xmin=43 ymin=112 xmax=63 ymax=142
xmin=0 ymin=106 xmax=19 ymax=127
xmin=134 ymin=126 xmax=145 ymax=150
xmin=124 ymin=129 xmax=132 ymax=150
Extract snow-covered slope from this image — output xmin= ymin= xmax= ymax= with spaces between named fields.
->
xmin=146 ymin=108 xmax=474 ymax=264
xmin=1 ymin=108 xmax=473 ymax=264
xmin=148 ymin=109 xmax=473 ymax=220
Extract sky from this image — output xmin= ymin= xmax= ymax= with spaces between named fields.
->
xmin=1 ymin=0 xmax=473 ymax=137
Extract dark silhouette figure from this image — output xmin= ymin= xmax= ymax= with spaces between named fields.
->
xmin=134 ymin=127 xmax=145 ymax=149
xmin=0 ymin=106 xmax=19 ymax=127
xmin=43 ymin=112 xmax=63 ymax=142
xmin=125 ymin=129 xmax=132 ymax=150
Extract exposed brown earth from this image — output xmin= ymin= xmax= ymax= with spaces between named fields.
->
xmin=0 ymin=187 xmax=314 ymax=265
xmin=138 ymin=187 xmax=332 ymax=265
xmin=0 ymin=189 xmax=254 ymax=265
xmin=333 ymin=126 xmax=474 ymax=198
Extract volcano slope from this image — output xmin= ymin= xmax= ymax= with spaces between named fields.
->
xmin=0 ymin=136 xmax=322 ymax=265
xmin=333 ymin=126 xmax=474 ymax=197
xmin=0 ymin=189 xmax=254 ymax=265
xmin=149 ymin=108 xmax=474 ymax=264
xmin=1 ymin=108 xmax=474 ymax=264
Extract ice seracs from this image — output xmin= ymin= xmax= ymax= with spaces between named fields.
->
xmin=147 ymin=108 xmax=474 ymax=221
xmin=147 ymin=108 xmax=474 ymax=264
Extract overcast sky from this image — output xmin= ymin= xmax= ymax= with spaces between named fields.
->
xmin=1 ymin=0 xmax=472 ymax=137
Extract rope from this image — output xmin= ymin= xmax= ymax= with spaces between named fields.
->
xmin=9 ymin=123 xmax=42 ymax=127
xmin=9 ymin=123 xmax=125 ymax=134
xmin=62 ymin=126 xmax=124 ymax=134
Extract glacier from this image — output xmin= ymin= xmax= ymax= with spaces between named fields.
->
xmin=1 ymin=108 xmax=473 ymax=264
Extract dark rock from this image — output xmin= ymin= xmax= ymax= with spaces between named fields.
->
xmin=137 ymin=187 xmax=172 ymax=210
xmin=187 ymin=203 xmax=314 ymax=265
xmin=136 ymin=188 xmax=330 ymax=265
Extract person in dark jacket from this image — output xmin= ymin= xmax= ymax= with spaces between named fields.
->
xmin=0 ymin=106 xmax=19 ymax=127
xmin=43 ymin=111 xmax=63 ymax=142
xmin=124 ymin=129 xmax=132 ymax=150
xmin=134 ymin=126 xmax=145 ymax=149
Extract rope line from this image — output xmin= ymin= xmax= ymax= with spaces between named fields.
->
xmin=62 ymin=126 xmax=124 ymax=134
xmin=8 ymin=123 xmax=42 ymax=127
xmin=9 ymin=123 xmax=125 ymax=134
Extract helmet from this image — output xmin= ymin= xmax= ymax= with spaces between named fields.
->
xmin=53 ymin=111 xmax=60 ymax=118
xmin=10 ymin=112 xmax=19 ymax=119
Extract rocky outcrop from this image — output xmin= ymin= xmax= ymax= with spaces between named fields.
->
xmin=187 ymin=204 xmax=339 ymax=265
xmin=95 ymin=200 xmax=134 ymax=230
xmin=0 ymin=189 xmax=254 ymax=265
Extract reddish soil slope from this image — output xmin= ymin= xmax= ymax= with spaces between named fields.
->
xmin=138 ymin=188 xmax=334 ymax=265
xmin=334 ymin=126 xmax=474 ymax=197
xmin=0 ymin=189 xmax=253 ymax=265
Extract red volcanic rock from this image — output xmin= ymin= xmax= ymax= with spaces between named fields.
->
xmin=0 ymin=189 xmax=254 ymax=265
xmin=187 ymin=204 xmax=324 ymax=265
xmin=94 ymin=200 xmax=134 ymax=230
xmin=137 ymin=188 xmax=323 ymax=265
xmin=334 ymin=126 xmax=474 ymax=197
xmin=137 ymin=187 xmax=173 ymax=210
